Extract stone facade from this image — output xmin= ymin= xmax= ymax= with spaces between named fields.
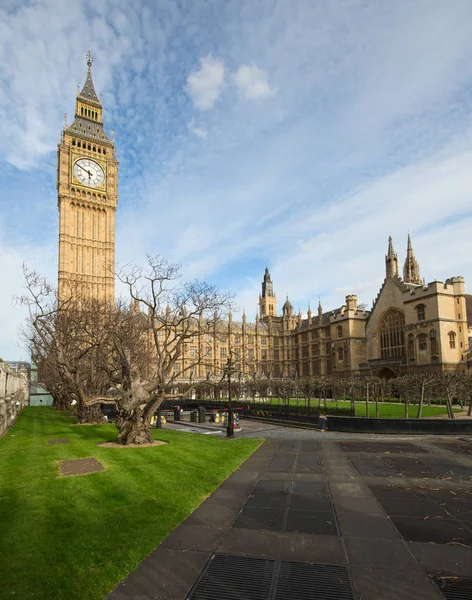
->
xmin=175 ymin=236 xmax=471 ymax=381
xmin=57 ymin=53 xmax=117 ymax=304
xmin=0 ymin=360 xmax=29 ymax=437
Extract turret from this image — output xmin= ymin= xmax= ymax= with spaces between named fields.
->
xmin=403 ymin=233 xmax=421 ymax=284
xmin=385 ymin=236 xmax=398 ymax=278
xmin=346 ymin=295 xmax=357 ymax=311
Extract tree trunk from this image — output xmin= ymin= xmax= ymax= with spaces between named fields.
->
xmin=417 ymin=382 xmax=424 ymax=419
xmin=376 ymin=387 xmax=382 ymax=419
xmin=446 ymin=391 xmax=455 ymax=419
xmin=365 ymin=383 xmax=369 ymax=418
xmin=468 ymin=395 xmax=472 ymax=416
xmin=115 ymin=410 xmax=153 ymax=445
xmin=77 ymin=403 xmax=106 ymax=424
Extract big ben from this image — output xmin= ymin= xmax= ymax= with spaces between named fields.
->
xmin=57 ymin=51 xmax=117 ymax=304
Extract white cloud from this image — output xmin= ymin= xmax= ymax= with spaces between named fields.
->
xmin=185 ymin=56 xmax=225 ymax=110
xmin=187 ymin=120 xmax=208 ymax=138
xmin=233 ymin=64 xmax=276 ymax=100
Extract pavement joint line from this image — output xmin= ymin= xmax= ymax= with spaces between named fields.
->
xmin=107 ymin=433 xmax=472 ymax=600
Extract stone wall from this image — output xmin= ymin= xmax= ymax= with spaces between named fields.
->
xmin=0 ymin=360 xmax=29 ymax=437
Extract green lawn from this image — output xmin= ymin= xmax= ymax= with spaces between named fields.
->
xmin=0 ymin=408 xmax=261 ymax=600
xmin=259 ymin=398 xmax=456 ymax=418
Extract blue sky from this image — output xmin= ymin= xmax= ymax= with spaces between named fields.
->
xmin=1 ymin=0 xmax=472 ymax=359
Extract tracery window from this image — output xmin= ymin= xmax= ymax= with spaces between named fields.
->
xmin=379 ymin=309 xmax=405 ymax=359
xmin=449 ymin=332 xmax=456 ymax=349
xmin=337 ymin=325 xmax=343 ymax=338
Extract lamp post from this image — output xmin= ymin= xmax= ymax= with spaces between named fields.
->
xmin=226 ymin=357 xmax=235 ymax=438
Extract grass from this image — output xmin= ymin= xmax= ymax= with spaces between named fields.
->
xmin=248 ymin=397 xmax=458 ymax=418
xmin=0 ymin=407 xmax=262 ymax=600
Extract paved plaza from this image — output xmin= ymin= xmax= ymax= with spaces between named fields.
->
xmin=107 ymin=433 xmax=472 ymax=600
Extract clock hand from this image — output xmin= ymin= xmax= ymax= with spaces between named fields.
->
xmin=77 ymin=163 xmax=93 ymax=179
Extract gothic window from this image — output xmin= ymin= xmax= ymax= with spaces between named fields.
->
xmin=248 ymin=349 xmax=254 ymax=361
xmin=418 ymin=333 xmax=427 ymax=352
xmin=337 ymin=347 xmax=344 ymax=361
xmin=77 ymin=141 xmax=81 ymax=148
xmin=407 ymin=333 xmax=415 ymax=359
xmin=449 ymin=332 xmax=456 ymax=349
xmin=337 ymin=325 xmax=343 ymax=338
xmin=220 ymin=347 xmax=227 ymax=359
xmin=379 ymin=309 xmax=405 ymax=359
xmin=98 ymin=147 xmax=101 ymax=153
xmin=93 ymin=146 xmax=96 ymax=152
xmin=189 ymin=346 xmax=197 ymax=359
xmin=261 ymin=337 xmax=267 ymax=346
xmin=72 ymin=139 xmax=76 ymax=146
xmin=416 ymin=304 xmax=426 ymax=321
xmin=103 ymin=149 xmax=107 ymax=155
xmin=81 ymin=107 xmax=84 ymax=116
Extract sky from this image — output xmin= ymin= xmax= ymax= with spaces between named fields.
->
xmin=1 ymin=0 xmax=472 ymax=360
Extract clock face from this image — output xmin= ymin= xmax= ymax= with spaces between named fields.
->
xmin=73 ymin=158 xmax=105 ymax=188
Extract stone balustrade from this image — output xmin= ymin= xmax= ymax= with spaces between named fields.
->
xmin=0 ymin=360 xmax=29 ymax=437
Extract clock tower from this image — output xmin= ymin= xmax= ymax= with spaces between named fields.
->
xmin=57 ymin=51 xmax=117 ymax=304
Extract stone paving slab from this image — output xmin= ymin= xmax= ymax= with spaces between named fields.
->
xmin=107 ymin=435 xmax=472 ymax=600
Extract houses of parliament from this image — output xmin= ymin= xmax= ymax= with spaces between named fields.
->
xmin=57 ymin=55 xmax=472 ymax=380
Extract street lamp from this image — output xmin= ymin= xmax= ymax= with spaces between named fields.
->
xmin=226 ymin=356 xmax=235 ymax=438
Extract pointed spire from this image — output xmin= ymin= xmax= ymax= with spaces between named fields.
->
xmin=403 ymin=233 xmax=421 ymax=284
xmin=318 ymin=299 xmax=323 ymax=317
xmin=385 ymin=236 xmax=398 ymax=278
xmin=77 ymin=50 xmax=101 ymax=105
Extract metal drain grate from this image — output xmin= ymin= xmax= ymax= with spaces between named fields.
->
xmin=275 ymin=562 xmax=354 ymax=600
xmin=430 ymin=575 xmax=472 ymax=599
xmin=188 ymin=555 xmax=275 ymax=600
xmin=188 ymin=556 xmax=355 ymax=600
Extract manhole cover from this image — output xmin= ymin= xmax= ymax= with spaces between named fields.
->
xmin=188 ymin=556 xmax=355 ymax=600
xmin=430 ymin=575 xmax=472 ymax=599
xmin=59 ymin=457 xmax=104 ymax=476
xmin=275 ymin=562 xmax=354 ymax=600
xmin=48 ymin=438 xmax=69 ymax=445
xmin=188 ymin=554 xmax=274 ymax=599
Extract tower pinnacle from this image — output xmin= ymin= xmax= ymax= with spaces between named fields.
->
xmin=403 ymin=233 xmax=421 ymax=284
xmin=259 ymin=267 xmax=276 ymax=318
xmin=385 ymin=236 xmax=398 ymax=278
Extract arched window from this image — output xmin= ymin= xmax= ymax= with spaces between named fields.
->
xmin=417 ymin=333 xmax=427 ymax=352
xmin=449 ymin=332 xmax=456 ymax=349
xmin=72 ymin=139 xmax=76 ymax=146
xmin=337 ymin=347 xmax=344 ymax=361
xmin=416 ymin=304 xmax=426 ymax=321
xmin=379 ymin=309 xmax=405 ymax=359
xmin=337 ymin=325 xmax=343 ymax=338
xmin=407 ymin=333 xmax=415 ymax=359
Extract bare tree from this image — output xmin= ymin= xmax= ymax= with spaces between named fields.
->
xmin=20 ymin=267 xmax=108 ymax=424
xmin=111 ymin=255 xmax=233 ymax=444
